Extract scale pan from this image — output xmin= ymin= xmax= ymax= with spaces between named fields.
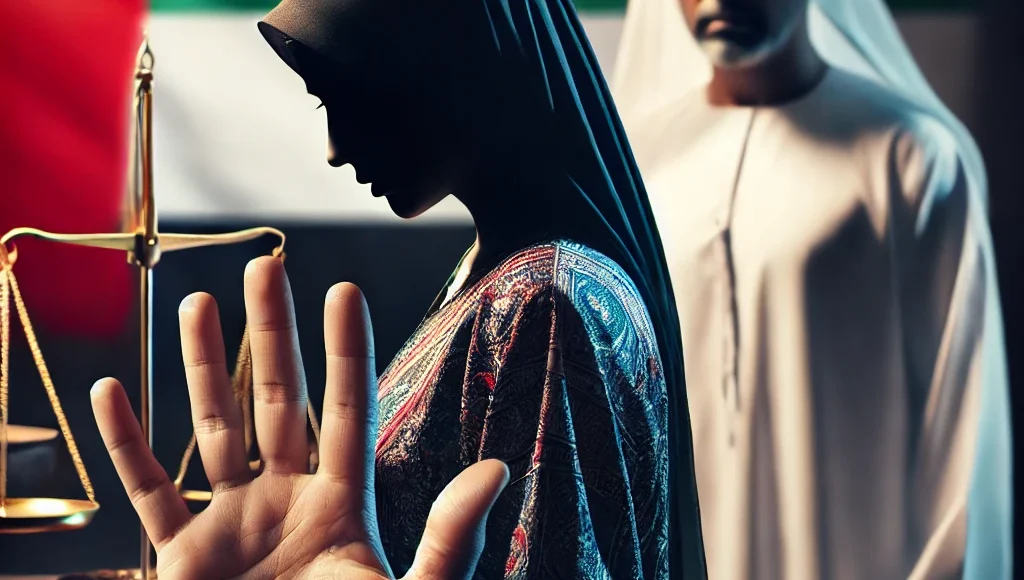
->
xmin=0 ymin=497 xmax=99 ymax=534
xmin=58 ymin=569 xmax=145 ymax=579
xmin=7 ymin=424 xmax=59 ymax=447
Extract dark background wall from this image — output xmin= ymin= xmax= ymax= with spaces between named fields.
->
xmin=979 ymin=0 xmax=1023 ymax=565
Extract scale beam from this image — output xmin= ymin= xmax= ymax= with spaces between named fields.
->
xmin=2 ymin=228 xmax=287 ymax=262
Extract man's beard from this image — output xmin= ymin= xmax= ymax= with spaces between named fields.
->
xmin=698 ymin=36 xmax=776 ymax=70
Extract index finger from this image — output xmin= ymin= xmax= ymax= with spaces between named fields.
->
xmin=318 ymin=282 xmax=376 ymax=490
xmin=91 ymin=378 xmax=192 ymax=549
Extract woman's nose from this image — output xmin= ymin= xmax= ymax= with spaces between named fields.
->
xmin=327 ymin=138 xmax=345 ymax=167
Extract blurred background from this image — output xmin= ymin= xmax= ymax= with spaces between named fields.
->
xmin=0 ymin=0 xmax=1020 ymax=575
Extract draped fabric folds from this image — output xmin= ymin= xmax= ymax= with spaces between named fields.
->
xmin=375 ymin=241 xmax=669 ymax=578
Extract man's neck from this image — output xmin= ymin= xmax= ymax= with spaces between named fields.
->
xmin=706 ymin=20 xmax=828 ymax=107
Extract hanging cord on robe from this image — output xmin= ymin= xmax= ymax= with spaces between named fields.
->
xmin=722 ymin=108 xmax=757 ymax=447
xmin=0 ymin=243 xmax=96 ymax=508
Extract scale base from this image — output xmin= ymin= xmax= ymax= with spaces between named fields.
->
xmin=58 ymin=570 xmax=147 ymax=580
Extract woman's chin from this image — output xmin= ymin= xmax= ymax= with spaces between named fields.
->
xmin=379 ymin=182 xmax=451 ymax=220
xmin=386 ymin=190 xmax=456 ymax=219
xmin=384 ymin=192 xmax=429 ymax=219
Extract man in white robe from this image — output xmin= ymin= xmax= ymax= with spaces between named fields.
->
xmin=612 ymin=1 xmax=1012 ymax=579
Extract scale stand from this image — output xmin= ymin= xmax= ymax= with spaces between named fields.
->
xmin=0 ymin=34 xmax=320 ymax=579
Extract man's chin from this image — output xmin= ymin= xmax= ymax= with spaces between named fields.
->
xmin=699 ymin=38 xmax=772 ymax=70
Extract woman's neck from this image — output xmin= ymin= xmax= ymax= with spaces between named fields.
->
xmin=706 ymin=19 xmax=828 ymax=107
xmin=443 ymin=242 xmax=479 ymax=305
xmin=455 ymin=168 xmax=555 ymax=278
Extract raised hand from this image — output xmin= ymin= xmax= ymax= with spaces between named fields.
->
xmin=91 ymin=257 xmax=509 ymax=579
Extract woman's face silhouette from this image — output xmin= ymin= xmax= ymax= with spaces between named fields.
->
xmin=296 ymin=47 xmax=469 ymax=219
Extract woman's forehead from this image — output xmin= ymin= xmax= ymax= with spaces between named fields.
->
xmin=285 ymin=42 xmax=338 ymax=90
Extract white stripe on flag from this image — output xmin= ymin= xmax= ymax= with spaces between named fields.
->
xmin=149 ymin=13 xmax=976 ymax=223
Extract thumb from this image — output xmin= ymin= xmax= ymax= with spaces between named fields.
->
xmin=404 ymin=459 xmax=511 ymax=580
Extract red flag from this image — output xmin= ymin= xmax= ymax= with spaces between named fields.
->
xmin=0 ymin=0 xmax=144 ymax=338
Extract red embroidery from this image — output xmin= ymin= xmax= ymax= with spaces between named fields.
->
xmin=506 ymin=525 xmax=528 ymax=574
xmin=479 ymin=371 xmax=496 ymax=391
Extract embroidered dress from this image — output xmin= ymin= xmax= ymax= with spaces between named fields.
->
xmin=375 ymin=240 xmax=670 ymax=579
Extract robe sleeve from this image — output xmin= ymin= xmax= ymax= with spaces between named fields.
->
xmin=468 ymin=282 xmax=668 ymax=579
xmin=892 ymin=118 xmax=1012 ymax=580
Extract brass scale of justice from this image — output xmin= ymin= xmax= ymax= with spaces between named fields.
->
xmin=0 ymin=36 xmax=322 ymax=578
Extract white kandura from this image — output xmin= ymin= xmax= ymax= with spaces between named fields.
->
xmin=612 ymin=1 xmax=1012 ymax=579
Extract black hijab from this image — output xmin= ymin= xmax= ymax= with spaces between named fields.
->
xmin=258 ymin=0 xmax=706 ymax=576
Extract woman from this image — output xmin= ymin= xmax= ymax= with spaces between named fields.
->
xmin=90 ymin=0 xmax=706 ymax=577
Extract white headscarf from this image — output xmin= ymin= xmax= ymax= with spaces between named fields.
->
xmin=611 ymin=0 xmax=988 ymax=207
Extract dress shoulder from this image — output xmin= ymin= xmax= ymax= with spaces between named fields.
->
xmin=496 ymin=241 xmax=666 ymax=391
xmin=482 ymin=241 xmax=660 ymax=351
xmin=548 ymin=241 xmax=661 ymax=354
xmin=436 ymin=240 xmax=664 ymax=389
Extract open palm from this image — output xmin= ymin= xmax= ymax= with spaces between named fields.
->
xmin=91 ymin=257 xmax=509 ymax=579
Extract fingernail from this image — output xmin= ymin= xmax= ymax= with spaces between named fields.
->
xmin=499 ymin=461 xmax=511 ymax=489
xmin=90 ymin=380 xmax=105 ymax=397
xmin=179 ymin=294 xmax=198 ymax=314
xmin=244 ymin=257 xmax=260 ymax=279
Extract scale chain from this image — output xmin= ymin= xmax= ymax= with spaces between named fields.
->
xmin=0 ymin=249 xmax=96 ymax=508
xmin=1 ymin=267 xmax=10 ymax=508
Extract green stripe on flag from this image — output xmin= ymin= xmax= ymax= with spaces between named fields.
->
xmin=152 ymin=0 xmax=977 ymax=12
